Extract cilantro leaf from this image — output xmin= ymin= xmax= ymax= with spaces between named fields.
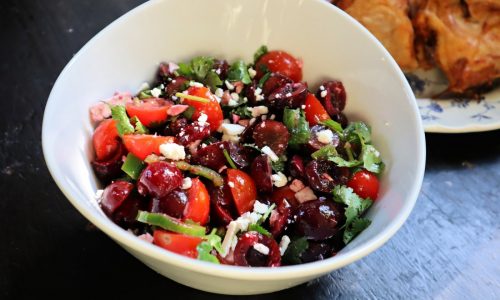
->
xmin=111 ymin=105 xmax=134 ymax=136
xmin=283 ymin=108 xmax=310 ymax=148
xmin=131 ymin=116 xmax=148 ymax=134
xmin=191 ymin=56 xmax=214 ymax=81
xmin=205 ymin=70 xmax=223 ymax=91
xmin=311 ymin=145 xmax=338 ymax=160
xmin=344 ymin=122 xmax=371 ymax=145
xmin=253 ymin=45 xmax=268 ymax=62
xmin=248 ymin=223 xmax=271 ymax=236
xmin=283 ymin=237 xmax=309 ymax=264
xmin=227 ymin=60 xmax=251 ymax=84
xmin=361 ymin=144 xmax=384 ymax=173
xmin=332 ymin=185 xmax=373 ymax=244
xmin=271 ymin=156 xmax=286 ymax=173
xmin=197 ymin=241 xmax=220 ymax=264
xmin=321 ymin=119 xmax=343 ymax=135
xmin=138 ymin=90 xmax=153 ymax=99
xmin=177 ymin=62 xmax=193 ymax=77
xmin=230 ymin=105 xmax=253 ymax=118
xmin=343 ymin=217 xmax=371 ymax=244
xmin=329 ymin=156 xmax=362 ymax=168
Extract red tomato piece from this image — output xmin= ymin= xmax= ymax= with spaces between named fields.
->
xmin=183 ymin=178 xmax=210 ymax=225
xmin=226 ymin=169 xmax=257 ymax=215
xmin=255 ymin=50 xmax=303 ymax=82
xmin=304 ymin=93 xmax=330 ymax=126
xmin=93 ymin=119 xmax=120 ymax=161
xmin=125 ymin=98 xmax=172 ymax=127
xmin=122 ymin=134 xmax=175 ymax=160
xmin=183 ymin=86 xmax=223 ymax=132
xmin=153 ymin=230 xmax=203 ymax=258
xmin=347 ymin=170 xmax=380 ymax=200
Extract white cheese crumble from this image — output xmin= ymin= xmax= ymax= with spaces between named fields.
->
xmin=197 ymin=113 xmax=208 ymax=126
xmin=320 ymin=90 xmax=328 ymax=98
xmin=159 ymin=143 xmax=185 ymax=161
xmin=319 ymin=85 xmax=325 ymax=91
xmin=279 ymin=235 xmax=291 ymax=256
xmin=189 ymin=81 xmax=204 ymax=87
xmin=301 ymin=105 xmax=306 ymax=109
xmin=95 ymin=189 xmax=104 ymax=200
xmin=221 ymin=123 xmax=245 ymax=136
xmin=253 ymin=243 xmax=270 ymax=255
xmin=270 ymin=114 xmax=276 ymax=120
xmin=138 ymin=82 xmax=150 ymax=92
xmin=253 ymin=201 xmax=269 ymax=214
xmin=227 ymin=98 xmax=238 ymax=107
xmin=215 ymin=88 xmax=224 ymax=98
xmin=285 ymin=92 xmax=292 ymax=97
xmin=151 ymin=87 xmax=162 ymax=98
xmin=228 ymin=181 xmax=235 ymax=188
xmin=225 ymin=80 xmax=235 ymax=90
xmin=261 ymin=146 xmax=279 ymax=162
xmin=317 ymin=129 xmax=334 ymax=144
xmin=247 ymin=106 xmax=269 ymax=118
xmin=271 ymin=172 xmax=288 ymax=187
xmin=230 ymin=92 xmax=239 ymax=101
xmin=181 ymin=177 xmax=192 ymax=190
xmin=248 ymin=67 xmax=257 ymax=78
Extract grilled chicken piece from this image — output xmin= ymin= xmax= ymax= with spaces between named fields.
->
xmin=413 ymin=0 xmax=500 ymax=94
xmin=335 ymin=0 xmax=419 ymax=71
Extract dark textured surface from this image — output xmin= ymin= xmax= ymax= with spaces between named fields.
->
xmin=1 ymin=0 xmax=499 ymax=299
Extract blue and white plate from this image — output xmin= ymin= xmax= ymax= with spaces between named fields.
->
xmin=407 ymin=69 xmax=500 ymax=133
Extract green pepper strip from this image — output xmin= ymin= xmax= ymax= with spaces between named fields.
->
xmin=136 ymin=211 xmax=206 ymax=236
xmin=121 ymin=153 xmax=145 ymax=180
xmin=175 ymin=161 xmax=224 ymax=187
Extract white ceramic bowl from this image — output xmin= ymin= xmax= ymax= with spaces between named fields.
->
xmin=42 ymin=0 xmax=425 ymax=295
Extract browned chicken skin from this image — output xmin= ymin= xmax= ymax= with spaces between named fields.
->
xmin=413 ymin=0 xmax=500 ymax=94
xmin=334 ymin=0 xmax=500 ymax=95
xmin=335 ymin=0 xmax=419 ymax=71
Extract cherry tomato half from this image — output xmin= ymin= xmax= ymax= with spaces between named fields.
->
xmin=226 ymin=169 xmax=257 ymax=216
xmin=153 ymin=230 xmax=203 ymax=258
xmin=93 ymin=119 xmax=120 ymax=161
xmin=125 ymin=98 xmax=172 ymax=127
xmin=347 ymin=170 xmax=380 ymax=200
xmin=304 ymin=93 xmax=330 ymax=126
xmin=122 ymin=134 xmax=175 ymax=160
xmin=255 ymin=50 xmax=303 ymax=82
xmin=183 ymin=178 xmax=210 ymax=225
xmin=183 ymin=86 xmax=223 ymax=132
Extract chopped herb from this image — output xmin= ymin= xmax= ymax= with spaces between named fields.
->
xmin=205 ymin=70 xmax=223 ymax=91
xmin=361 ymin=144 xmax=384 ymax=173
xmin=328 ymin=156 xmax=362 ymax=168
xmin=283 ymin=108 xmax=310 ymax=148
xmin=223 ymin=149 xmax=238 ymax=169
xmin=258 ymin=72 xmax=271 ymax=88
xmin=283 ymin=237 xmax=309 ymax=264
xmin=343 ymin=217 xmax=371 ymax=244
xmin=177 ymin=56 xmax=215 ymax=82
xmin=248 ymin=223 xmax=271 ymax=237
xmin=320 ymin=119 xmax=343 ymax=135
xmin=230 ymin=104 xmax=253 ymax=118
xmin=344 ymin=122 xmax=371 ymax=145
xmin=138 ymin=89 xmax=153 ymax=99
xmin=311 ymin=144 xmax=338 ymax=160
xmin=121 ymin=153 xmax=145 ymax=180
xmin=271 ymin=156 xmax=286 ymax=173
xmin=197 ymin=229 xmax=223 ymax=264
xmin=227 ymin=60 xmax=251 ymax=84
xmin=111 ymin=105 xmax=134 ymax=136
xmin=253 ymin=45 xmax=268 ymax=62
xmin=183 ymin=106 xmax=196 ymax=119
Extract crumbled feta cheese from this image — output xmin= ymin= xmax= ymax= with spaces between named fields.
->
xmin=253 ymin=201 xmax=269 ymax=214
xmin=261 ymin=115 xmax=267 ymax=120
xmin=171 ymin=95 xmax=178 ymax=101
xmin=230 ymin=92 xmax=239 ymax=101
xmin=317 ymin=129 xmax=334 ymax=144
xmin=221 ymin=221 xmax=239 ymax=256
xmin=248 ymin=67 xmax=257 ymax=78
xmin=279 ymin=235 xmax=291 ymax=256
xmin=215 ymin=88 xmax=224 ymax=98
xmin=189 ymin=81 xmax=204 ymax=87
xmin=249 ymin=212 xmax=262 ymax=224
xmin=254 ymin=87 xmax=262 ymax=96
xmin=253 ymin=243 xmax=270 ymax=255
xmin=151 ymin=87 xmax=162 ymax=98
xmin=159 ymin=143 xmax=186 ymax=160
xmin=228 ymin=98 xmax=238 ymax=106
xmin=225 ymin=80 xmax=234 ymax=90
xmin=231 ymin=236 xmax=238 ymax=251
xmin=271 ymin=172 xmax=288 ymax=187
xmin=275 ymin=93 xmax=281 ymax=99
xmin=285 ymin=92 xmax=292 ymax=97
xmin=181 ymin=177 xmax=192 ymax=189
xmin=301 ymin=105 xmax=306 ymax=109
xmin=197 ymin=113 xmax=208 ymax=126
xmin=320 ymin=90 xmax=328 ymax=98
xmin=221 ymin=123 xmax=245 ymax=136
xmin=228 ymin=181 xmax=235 ymax=188
xmin=270 ymin=114 xmax=276 ymax=120
xmin=319 ymin=85 xmax=325 ymax=91
xmin=247 ymin=106 xmax=269 ymax=118
xmin=261 ymin=146 xmax=279 ymax=162
xmin=222 ymin=134 xmax=240 ymax=143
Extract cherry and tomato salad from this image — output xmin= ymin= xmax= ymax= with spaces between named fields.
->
xmin=89 ymin=46 xmax=384 ymax=267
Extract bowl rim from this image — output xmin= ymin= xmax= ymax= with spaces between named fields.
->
xmin=42 ymin=0 xmax=426 ymax=280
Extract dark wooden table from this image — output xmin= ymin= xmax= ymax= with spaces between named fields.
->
xmin=2 ymin=1 xmax=499 ymax=298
